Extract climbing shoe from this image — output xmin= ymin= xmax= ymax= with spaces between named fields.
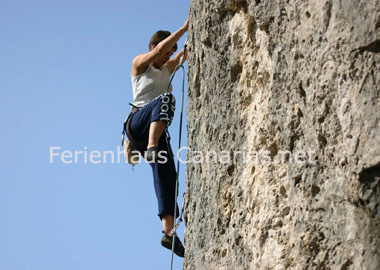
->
xmin=145 ymin=146 xmax=159 ymax=162
xmin=161 ymin=232 xmax=185 ymax=258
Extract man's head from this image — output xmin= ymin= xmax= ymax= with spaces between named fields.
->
xmin=149 ymin=30 xmax=177 ymax=51
xmin=149 ymin=31 xmax=177 ymax=67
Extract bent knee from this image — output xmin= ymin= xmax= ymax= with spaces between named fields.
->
xmin=160 ymin=93 xmax=175 ymax=106
xmin=158 ymin=93 xmax=175 ymax=125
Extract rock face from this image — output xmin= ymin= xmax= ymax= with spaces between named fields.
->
xmin=184 ymin=0 xmax=380 ymax=269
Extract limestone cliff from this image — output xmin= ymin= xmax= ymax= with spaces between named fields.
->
xmin=184 ymin=0 xmax=380 ymax=269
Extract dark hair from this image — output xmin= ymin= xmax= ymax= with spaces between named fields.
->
xmin=149 ymin=30 xmax=178 ymax=51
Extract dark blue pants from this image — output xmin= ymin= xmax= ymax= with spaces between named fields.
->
xmin=128 ymin=93 xmax=179 ymax=219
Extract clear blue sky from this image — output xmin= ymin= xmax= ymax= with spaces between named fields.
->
xmin=0 ymin=0 xmax=190 ymax=269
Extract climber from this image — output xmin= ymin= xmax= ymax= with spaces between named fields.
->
xmin=125 ymin=18 xmax=189 ymax=257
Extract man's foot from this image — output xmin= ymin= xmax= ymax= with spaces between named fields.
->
xmin=145 ymin=146 xmax=159 ymax=162
xmin=161 ymin=232 xmax=185 ymax=258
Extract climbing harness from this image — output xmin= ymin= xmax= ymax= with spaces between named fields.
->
xmin=121 ymin=105 xmax=146 ymax=166
xmin=121 ymin=109 xmax=146 ymax=147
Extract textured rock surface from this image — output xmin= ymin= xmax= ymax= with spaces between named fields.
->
xmin=184 ymin=0 xmax=380 ymax=269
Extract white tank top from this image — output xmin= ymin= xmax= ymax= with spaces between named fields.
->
xmin=131 ymin=64 xmax=173 ymax=107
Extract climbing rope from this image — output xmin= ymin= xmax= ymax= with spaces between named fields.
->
xmin=165 ymin=41 xmax=187 ymax=270
xmin=171 ymin=65 xmax=185 ymax=270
